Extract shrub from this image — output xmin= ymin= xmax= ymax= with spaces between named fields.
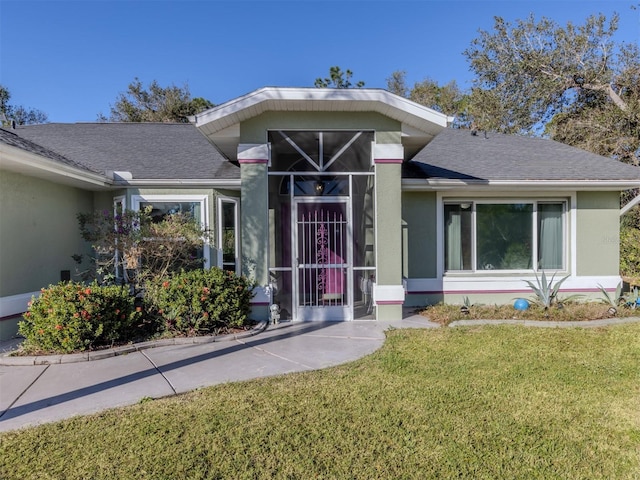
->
xmin=19 ymin=281 xmax=142 ymax=353
xmin=620 ymin=222 xmax=640 ymax=281
xmin=77 ymin=207 xmax=209 ymax=287
xmin=144 ymin=268 xmax=255 ymax=335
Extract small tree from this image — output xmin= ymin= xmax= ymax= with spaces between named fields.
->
xmin=101 ymin=78 xmax=214 ymax=123
xmin=315 ymin=66 xmax=365 ymax=88
xmin=77 ymin=207 xmax=209 ymax=287
xmin=0 ymin=85 xmax=48 ymax=125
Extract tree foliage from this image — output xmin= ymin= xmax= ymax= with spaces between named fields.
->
xmin=463 ymin=13 xmax=640 ymax=166
xmin=77 ymin=207 xmax=209 ymax=287
xmin=102 ymin=78 xmax=214 ymax=123
xmin=0 ymin=84 xmax=48 ymax=125
xmin=386 ymin=71 xmax=468 ymax=121
xmin=315 ymin=66 xmax=365 ymax=88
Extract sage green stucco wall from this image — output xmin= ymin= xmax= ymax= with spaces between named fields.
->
xmin=401 ymin=192 xmax=437 ymax=278
xmin=239 ymin=164 xmax=268 ymax=285
xmin=375 ymin=164 xmax=402 ymax=285
xmin=576 ymin=191 xmax=620 ymax=276
xmin=240 ymin=112 xmax=401 ymax=144
xmin=374 ymin=162 xmax=404 ymax=320
xmin=0 ymin=170 xmax=94 ymax=297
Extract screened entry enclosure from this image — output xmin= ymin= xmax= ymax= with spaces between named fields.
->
xmin=268 ymin=131 xmax=376 ymax=321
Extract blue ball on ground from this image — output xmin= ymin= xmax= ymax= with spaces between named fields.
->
xmin=514 ymin=298 xmax=529 ymax=311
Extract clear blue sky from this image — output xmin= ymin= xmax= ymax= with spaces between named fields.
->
xmin=1 ymin=0 xmax=638 ymax=123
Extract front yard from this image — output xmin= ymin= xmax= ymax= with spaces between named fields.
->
xmin=1 ymin=323 xmax=639 ymax=479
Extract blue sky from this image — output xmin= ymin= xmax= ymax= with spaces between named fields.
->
xmin=1 ymin=0 xmax=638 ymax=123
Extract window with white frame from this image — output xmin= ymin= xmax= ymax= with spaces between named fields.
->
xmin=217 ymin=197 xmax=239 ymax=274
xmin=130 ymin=195 xmax=210 ymax=267
xmin=113 ymin=196 xmax=126 ymax=280
xmin=444 ymin=200 xmax=566 ymax=272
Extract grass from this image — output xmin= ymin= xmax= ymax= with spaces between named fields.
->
xmin=2 ymin=324 xmax=640 ymax=479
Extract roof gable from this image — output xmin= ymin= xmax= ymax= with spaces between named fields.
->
xmin=193 ymin=87 xmax=453 ymax=161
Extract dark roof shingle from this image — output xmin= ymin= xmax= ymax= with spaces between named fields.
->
xmin=0 ymin=127 xmax=100 ymax=173
xmin=13 ymin=123 xmax=239 ymax=180
xmin=406 ymin=128 xmax=640 ymax=182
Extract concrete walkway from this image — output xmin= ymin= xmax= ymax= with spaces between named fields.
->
xmin=2 ymin=314 xmax=638 ymax=433
xmin=0 ymin=315 xmax=436 ymax=432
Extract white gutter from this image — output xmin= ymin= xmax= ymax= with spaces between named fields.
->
xmin=112 ymin=178 xmax=242 ymax=189
xmin=402 ymin=178 xmax=640 ymax=192
xmin=0 ymin=142 xmax=112 ymax=188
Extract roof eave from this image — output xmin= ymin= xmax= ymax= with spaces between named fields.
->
xmin=0 ymin=143 xmax=112 ymax=190
xmin=402 ymin=178 xmax=640 ymax=192
xmin=194 ymin=87 xmax=449 ymax=130
xmin=113 ymin=178 xmax=242 ymax=190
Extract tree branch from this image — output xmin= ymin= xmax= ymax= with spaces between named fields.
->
xmin=580 ymin=82 xmax=629 ymax=112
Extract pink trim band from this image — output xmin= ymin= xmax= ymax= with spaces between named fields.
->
xmin=407 ymin=288 xmax=605 ymax=295
xmin=239 ymin=159 xmax=268 ymax=164
xmin=376 ymin=300 xmax=405 ymax=305
xmin=374 ymin=159 xmax=403 ymax=164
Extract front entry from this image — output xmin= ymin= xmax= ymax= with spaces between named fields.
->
xmin=267 ymin=130 xmax=376 ymax=321
xmin=295 ymin=199 xmax=351 ymax=320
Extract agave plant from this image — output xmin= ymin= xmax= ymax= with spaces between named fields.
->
xmin=523 ymin=271 xmax=570 ymax=309
xmin=597 ymin=282 xmax=623 ymax=308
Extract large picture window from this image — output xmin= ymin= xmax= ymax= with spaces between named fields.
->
xmin=131 ymin=195 xmax=210 ymax=268
xmin=444 ymin=200 xmax=566 ymax=272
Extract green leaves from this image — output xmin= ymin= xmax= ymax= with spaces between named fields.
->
xmin=104 ymin=77 xmax=214 ymax=123
xmin=523 ymin=271 xmax=570 ymax=308
xmin=144 ymin=268 xmax=255 ymax=335
xmin=597 ymin=282 xmax=623 ymax=308
xmin=18 ymin=282 xmax=140 ymax=353
xmin=463 ymin=11 xmax=639 ymax=160
xmin=314 ymin=66 xmax=365 ymax=89
xmin=77 ymin=208 xmax=209 ymax=287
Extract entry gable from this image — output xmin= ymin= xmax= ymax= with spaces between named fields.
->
xmin=191 ymin=87 xmax=452 ymax=161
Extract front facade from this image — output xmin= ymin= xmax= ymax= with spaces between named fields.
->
xmin=1 ymin=87 xmax=639 ymax=338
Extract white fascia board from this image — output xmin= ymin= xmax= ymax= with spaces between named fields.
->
xmin=193 ymin=87 xmax=450 ymax=133
xmin=113 ymin=178 xmax=242 ymax=189
xmin=402 ymin=178 xmax=640 ymax=192
xmin=621 ymin=194 xmax=640 ymax=216
xmin=0 ymin=143 xmax=111 ymax=188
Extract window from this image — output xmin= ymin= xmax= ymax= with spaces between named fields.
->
xmin=113 ymin=196 xmax=126 ymax=281
xmin=217 ymin=197 xmax=239 ymax=274
xmin=139 ymin=201 xmax=202 ymax=223
xmin=444 ymin=200 xmax=566 ymax=272
xmin=131 ymin=195 xmax=209 ymax=268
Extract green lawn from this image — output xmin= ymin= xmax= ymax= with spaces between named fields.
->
xmin=2 ymin=324 xmax=639 ymax=479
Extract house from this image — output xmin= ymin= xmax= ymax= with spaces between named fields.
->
xmin=1 ymin=87 xmax=639 ymax=339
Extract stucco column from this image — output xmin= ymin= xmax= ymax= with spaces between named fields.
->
xmin=373 ymin=144 xmax=405 ymax=320
xmin=238 ymin=144 xmax=269 ymax=320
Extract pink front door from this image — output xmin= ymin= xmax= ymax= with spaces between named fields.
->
xmin=295 ymin=201 xmax=351 ymax=320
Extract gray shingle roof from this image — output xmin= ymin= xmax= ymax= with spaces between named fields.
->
xmin=406 ymin=128 xmax=640 ymax=181
xmin=0 ymin=127 xmax=100 ymax=174
xmin=13 ymin=123 xmax=239 ymax=180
